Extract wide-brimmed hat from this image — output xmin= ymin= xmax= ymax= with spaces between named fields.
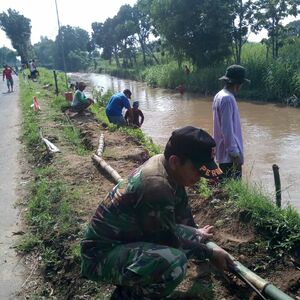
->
xmin=219 ymin=65 xmax=250 ymax=84
xmin=164 ymin=126 xmax=222 ymax=179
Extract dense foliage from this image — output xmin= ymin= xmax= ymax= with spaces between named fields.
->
xmin=1 ymin=1 xmax=300 ymax=102
xmin=0 ymin=9 xmax=32 ymax=63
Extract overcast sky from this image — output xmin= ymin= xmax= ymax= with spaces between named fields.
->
xmin=0 ymin=1 xmax=299 ymax=50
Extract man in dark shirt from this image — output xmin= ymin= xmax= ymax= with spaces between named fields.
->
xmin=81 ymin=126 xmax=233 ymax=299
xmin=2 ymin=65 xmax=15 ymax=92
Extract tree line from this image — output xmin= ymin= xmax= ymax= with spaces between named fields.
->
xmin=1 ymin=1 xmax=300 ymax=102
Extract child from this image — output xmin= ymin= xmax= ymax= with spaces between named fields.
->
xmin=125 ymin=100 xmax=144 ymax=127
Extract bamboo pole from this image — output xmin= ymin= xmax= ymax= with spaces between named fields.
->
xmin=92 ymin=154 xmax=122 ymax=184
xmin=272 ymin=164 xmax=282 ymax=208
xmin=97 ymin=133 xmax=105 ymax=157
xmin=206 ymin=242 xmax=293 ymax=300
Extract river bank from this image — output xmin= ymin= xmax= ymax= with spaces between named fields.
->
xmin=16 ymin=68 xmax=300 ymax=299
xmin=70 ymin=72 xmax=300 ymax=211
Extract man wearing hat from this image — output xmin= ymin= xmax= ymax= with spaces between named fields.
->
xmin=81 ymin=126 xmax=233 ymax=299
xmin=213 ymin=65 xmax=250 ymax=180
xmin=106 ymin=89 xmax=133 ymax=125
xmin=70 ymin=81 xmax=94 ymax=114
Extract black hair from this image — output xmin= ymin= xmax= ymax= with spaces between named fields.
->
xmin=123 ymin=89 xmax=132 ymax=98
xmin=164 ymin=140 xmax=188 ymax=164
xmin=224 ymin=81 xmax=242 ymax=88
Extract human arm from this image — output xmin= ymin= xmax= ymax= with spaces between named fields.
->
xmin=139 ymin=110 xmax=144 ymax=126
xmin=136 ymin=178 xmax=213 ymax=260
xmin=124 ymin=109 xmax=131 ymax=125
xmin=210 ymin=247 xmax=235 ymax=271
xmin=174 ymin=190 xmax=214 ymax=240
xmin=122 ymin=96 xmax=133 ymax=125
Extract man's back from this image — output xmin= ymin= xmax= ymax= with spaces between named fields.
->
xmin=213 ymin=88 xmax=243 ymax=164
xmin=106 ymin=92 xmax=130 ymax=117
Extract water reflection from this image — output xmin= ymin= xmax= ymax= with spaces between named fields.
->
xmin=70 ymin=72 xmax=300 ymax=211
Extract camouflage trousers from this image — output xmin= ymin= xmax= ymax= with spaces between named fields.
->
xmin=81 ymin=224 xmax=203 ymax=299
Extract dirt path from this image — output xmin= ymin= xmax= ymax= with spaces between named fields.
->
xmin=0 ymin=76 xmax=26 ymax=299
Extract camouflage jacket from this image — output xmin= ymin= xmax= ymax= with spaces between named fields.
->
xmin=81 ymin=154 xmax=212 ymax=260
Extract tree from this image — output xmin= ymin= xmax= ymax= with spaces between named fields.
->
xmin=54 ymin=25 xmax=90 ymax=71
xmin=134 ymin=0 xmax=158 ymax=65
xmin=149 ymin=0 xmax=235 ymax=68
xmin=0 ymin=46 xmax=18 ymax=67
xmin=230 ymin=0 xmax=255 ymax=64
xmin=92 ymin=20 xmax=116 ymax=65
xmin=0 ymin=9 xmax=32 ymax=63
xmin=286 ymin=20 xmax=300 ymax=37
xmin=33 ymin=37 xmax=55 ymax=69
xmin=253 ymin=0 xmax=300 ymax=59
xmin=114 ymin=5 xmax=137 ymax=67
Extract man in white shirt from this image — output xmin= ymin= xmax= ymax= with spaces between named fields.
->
xmin=212 ymin=65 xmax=250 ymax=180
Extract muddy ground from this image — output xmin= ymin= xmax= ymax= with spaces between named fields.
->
xmin=19 ymin=96 xmax=299 ymax=299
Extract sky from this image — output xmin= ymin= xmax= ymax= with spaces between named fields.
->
xmin=0 ymin=0 xmax=137 ymax=49
xmin=0 ymin=1 xmax=299 ymax=50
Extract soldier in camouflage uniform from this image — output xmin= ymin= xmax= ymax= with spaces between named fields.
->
xmin=81 ymin=126 xmax=235 ymax=299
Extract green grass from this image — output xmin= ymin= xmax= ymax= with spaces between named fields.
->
xmin=18 ymin=71 xmax=83 ymax=266
xmin=224 ymin=179 xmax=300 ymax=256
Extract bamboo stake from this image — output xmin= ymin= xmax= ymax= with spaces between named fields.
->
xmin=97 ymin=133 xmax=105 ymax=157
xmin=272 ymin=164 xmax=282 ymax=208
xmin=92 ymin=154 xmax=122 ymax=184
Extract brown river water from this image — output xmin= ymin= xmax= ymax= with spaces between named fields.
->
xmin=70 ymin=73 xmax=300 ymax=211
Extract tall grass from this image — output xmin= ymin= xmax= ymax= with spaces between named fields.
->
xmin=92 ymin=39 xmax=300 ymax=104
xmin=224 ymin=180 xmax=300 ymax=256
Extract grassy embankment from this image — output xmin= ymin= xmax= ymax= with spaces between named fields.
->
xmin=19 ymin=68 xmax=299 ymax=298
xmin=91 ymin=41 xmax=300 ymax=105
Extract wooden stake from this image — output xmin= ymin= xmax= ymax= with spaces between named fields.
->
xmin=272 ymin=164 xmax=281 ymax=208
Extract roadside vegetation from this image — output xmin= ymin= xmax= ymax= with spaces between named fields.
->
xmin=17 ymin=68 xmax=300 ymax=299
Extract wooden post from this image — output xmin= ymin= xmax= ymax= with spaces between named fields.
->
xmin=53 ymin=70 xmax=59 ymax=96
xmin=272 ymin=164 xmax=281 ymax=208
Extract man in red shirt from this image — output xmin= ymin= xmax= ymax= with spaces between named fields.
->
xmin=2 ymin=65 xmax=14 ymax=93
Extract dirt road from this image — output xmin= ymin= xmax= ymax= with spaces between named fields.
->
xmin=0 ymin=76 xmax=26 ymax=299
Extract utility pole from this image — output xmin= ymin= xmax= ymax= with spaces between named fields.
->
xmin=54 ymin=0 xmax=68 ymax=89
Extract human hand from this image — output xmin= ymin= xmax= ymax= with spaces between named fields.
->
xmin=197 ymin=225 xmax=214 ymax=241
xmin=210 ymin=247 xmax=235 ymax=272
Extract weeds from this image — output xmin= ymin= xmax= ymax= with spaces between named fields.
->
xmin=224 ymin=180 xmax=300 ymax=256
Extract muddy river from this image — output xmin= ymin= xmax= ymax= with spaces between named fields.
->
xmin=70 ymin=73 xmax=300 ymax=211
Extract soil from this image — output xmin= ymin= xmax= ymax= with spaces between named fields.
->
xmin=19 ymin=96 xmax=300 ymax=299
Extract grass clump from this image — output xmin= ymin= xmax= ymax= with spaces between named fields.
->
xmin=224 ymin=180 xmax=300 ymax=256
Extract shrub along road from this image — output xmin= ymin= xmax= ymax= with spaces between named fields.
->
xmin=0 ymin=76 xmax=26 ymax=299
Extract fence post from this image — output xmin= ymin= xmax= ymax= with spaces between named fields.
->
xmin=272 ymin=164 xmax=281 ymax=208
xmin=53 ymin=70 xmax=59 ymax=96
